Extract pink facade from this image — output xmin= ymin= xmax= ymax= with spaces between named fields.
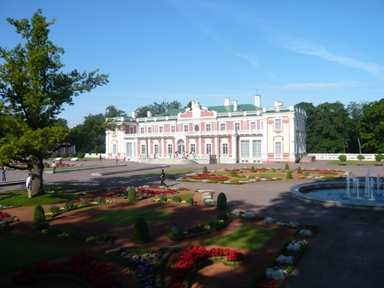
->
xmin=106 ymin=96 xmax=307 ymax=164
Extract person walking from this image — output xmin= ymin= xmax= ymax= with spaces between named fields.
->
xmin=26 ymin=173 xmax=32 ymax=198
xmin=52 ymin=160 xmax=56 ymax=174
xmin=160 ymin=169 xmax=167 ymax=187
xmin=1 ymin=167 xmax=6 ymax=181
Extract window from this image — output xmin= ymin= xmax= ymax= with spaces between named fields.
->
xmin=190 ymin=144 xmax=195 ymax=153
xmin=61 ymin=147 xmax=66 ymax=153
xmin=126 ymin=143 xmax=133 ymax=157
xmin=159 ymin=126 xmax=163 ymax=133
xmin=274 ymin=119 xmax=282 ymax=130
xmin=154 ymin=144 xmax=159 ymax=154
xmin=240 ymin=140 xmax=250 ymax=157
xmin=141 ymin=144 xmax=146 ymax=154
xmin=184 ymin=125 xmax=188 ymax=132
xmin=235 ymin=123 xmax=240 ymax=131
xmin=220 ymin=123 xmax=225 ymax=131
xmin=206 ymin=124 xmax=211 ymax=131
xmin=275 ymin=142 xmax=282 ymax=155
xmin=261 ymin=121 xmax=263 ymax=130
xmin=167 ymin=144 xmax=173 ymax=153
xmin=69 ymin=146 xmax=74 ymax=153
xmin=140 ymin=127 xmax=144 ymax=133
xmin=194 ymin=125 xmax=199 ymax=131
xmin=250 ymin=122 xmax=256 ymax=131
xmin=112 ymin=129 xmax=117 ymax=136
xmin=206 ymin=144 xmax=211 ymax=154
xmin=113 ymin=144 xmax=117 ymax=154
xmin=148 ymin=127 xmax=152 ymax=134
xmin=171 ymin=126 xmax=176 ymax=133
xmin=222 ymin=143 xmax=228 ymax=154
xmin=252 ymin=140 xmax=261 ymax=157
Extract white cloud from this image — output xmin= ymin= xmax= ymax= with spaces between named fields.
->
xmin=277 ymin=38 xmax=384 ymax=77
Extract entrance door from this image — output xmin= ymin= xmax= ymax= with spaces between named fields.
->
xmin=177 ymin=139 xmax=185 ymax=155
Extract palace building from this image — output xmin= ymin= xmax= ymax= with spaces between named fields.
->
xmin=105 ymin=94 xmax=306 ymax=164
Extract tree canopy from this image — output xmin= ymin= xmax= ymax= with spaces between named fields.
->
xmin=135 ymin=100 xmax=182 ymax=117
xmin=0 ymin=9 xmax=109 ymax=195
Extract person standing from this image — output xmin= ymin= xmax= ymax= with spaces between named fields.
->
xmin=1 ymin=167 xmax=6 ymax=181
xmin=115 ymin=156 xmax=118 ymax=165
xmin=99 ymin=154 xmax=102 ymax=161
xmin=52 ymin=160 xmax=56 ymax=174
xmin=160 ymin=169 xmax=167 ymax=187
xmin=26 ymin=173 xmax=32 ymax=198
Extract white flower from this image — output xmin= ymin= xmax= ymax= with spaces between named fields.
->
xmin=263 ymin=217 xmax=276 ymax=223
xmin=265 ymin=267 xmax=286 ymax=280
xmin=298 ymin=229 xmax=313 ymax=237
xmin=287 ymin=240 xmax=307 ymax=252
xmin=242 ymin=213 xmax=256 ymax=219
xmin=231 ymin=209 xmax=242 ymax=216
xmin=276 ymin=255 xmax=294 ymax=265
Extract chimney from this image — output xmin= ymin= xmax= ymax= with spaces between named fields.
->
xmin=132 ymin=111 xmax=136 ymax=118
xmin=254 ymin=94 xmax=261 ymax=108
xmin=147 ymin=111 xmax=152 ymax=117
xmin=274 ymin=100 xmax=279 ymax=107
xmin=224 ymin=98 xmax=230 ymax=106
xmin=233 ymin=100 xmax=238 ymax=111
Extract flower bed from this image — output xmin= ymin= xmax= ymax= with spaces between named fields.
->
xmin=172 ymin=244 xmax=244 ymax=288
xmin=253 ymin=239 xmax=308 ymax=288
xmin=0 ymin=210 xmax=19 ymax=230
xmin=230 ymin=210 xmax=318 ymax=236
xmin=137 ymin=186 xmax=179 ymax=195
xmin=13 ymin=253 xmax=120 ymax=288
xmin=107 ymin=247 xmax=176 ymax=288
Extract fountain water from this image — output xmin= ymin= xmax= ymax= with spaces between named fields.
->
xmin=291 ymin=168 xmax=384 ymax=210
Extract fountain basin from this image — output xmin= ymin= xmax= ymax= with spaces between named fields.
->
xmin=291 ymin=182 xmax=384 ymax=211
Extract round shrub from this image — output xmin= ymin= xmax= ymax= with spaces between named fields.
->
xmin=217 ymin=192 xmax=227 ymax=210
xmin=131 ymin=217 xmax=151 ymax=244
xmin=53 ymin=152 xmax=60 ymax=158
xmin=357 ymin=154 xmax=365 ymax=161
xmin=297 ymin=166 xmax=302 ymax=174
xmin=203 ymin=166 xmax=208 ymax=173
xmin=77 ymin=152 xmax=85 ymax=159
xmin=33 ymin=205 xmax=46 ymax=225
xmin=70 ymin=153 xmax=77 ymax=158
xmin=286 ymin=170 xmax=293 ymax=179
xmin=61 ymin=153 xmax=68 ymax=158
xmin=127 ymin=187 xmax=137 ymax=203
xmin=338 ymin=155 xmax=347 ymax=162
xmin=376 ymin=154 xmax=384 ymax=162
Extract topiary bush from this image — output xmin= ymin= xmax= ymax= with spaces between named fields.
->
xmin=284 ymin=164 xmax=290 ymax=170
xmin=131 ymin=217 xmax=151 ymax=244
xmin=230 ymin=169 xmax=237 ymax=177
xmin=216 ymin=192 xmax=227 ymax=210
xmin=357 ymin=154 xmax=365 ymax=161
xmin=338 ymin=155 xmax=347 ymax=162
xmin=286 ymin=170 xmax=293 ymax=179
xmin=203 ymin=166 xmax=208 ymax=173
xmin=375 ymin=154 xmax=384 ymax=162
xmin=32 ymin=205 xmax=46 ymax=226
xmin=77 ymin=152 xmax=85 ymax=159
xmin=127 ymin=187 xmax=137 ymax=203
xmin=53 ymin=152 xmax=60 ymax=158
xmin=251 ymin=166 xmax=256 ymax=172
xmin=61 ymin=153 xmax=68 ymax=158
xmin=297 ymin=166 xmax=302 ymax=174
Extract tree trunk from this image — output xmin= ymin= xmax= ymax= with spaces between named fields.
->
xmin=30 ymin=158 xmax=45 ymax=196
xmin=358 ymin=137 xmax=362 ymax=154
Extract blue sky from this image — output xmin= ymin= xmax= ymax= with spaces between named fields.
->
xmin=1 ymin=0 xmax=383 ymax=127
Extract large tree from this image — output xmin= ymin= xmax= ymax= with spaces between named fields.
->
xmin=0 ymin=10 xmax=109 ymax=196
xmin=358 ymin=99 xmax=384 ymax=153
xmin=135 ymin=100 xmax=182 ymax=117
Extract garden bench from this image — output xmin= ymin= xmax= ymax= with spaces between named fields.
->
xmin=54 ymin=157 xmax=62 ymax=161
xmin=70 ymin=157 xmax=78 ymax=161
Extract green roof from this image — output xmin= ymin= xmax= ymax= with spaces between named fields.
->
xmin=156 ymin=103 xmax=261 ymax=116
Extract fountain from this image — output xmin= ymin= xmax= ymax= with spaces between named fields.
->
xmin=291 ymin=168 xmax=384 ymax=210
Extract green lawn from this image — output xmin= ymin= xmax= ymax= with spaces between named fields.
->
xmin=95 ymin=208 xmax=173 ymax=226
xmin=0 ymin=189 xmax=80 ymax=207
xmin=327 ymin=160 xmax=383 ymax=166
xmin=202 ymin=224 xmax=277 ymax=250
xmin=0 ymin=234 xmax=80 ymax=276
